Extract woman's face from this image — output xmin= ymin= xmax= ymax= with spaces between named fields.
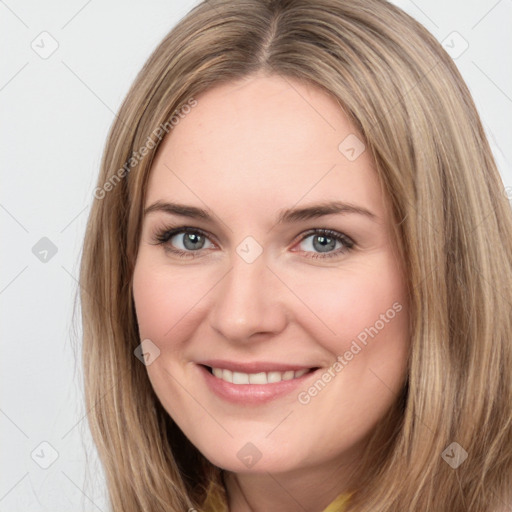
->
xmin=132 ymin=73 xmax=409 ymax=477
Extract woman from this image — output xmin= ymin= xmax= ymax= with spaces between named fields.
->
xmin=79 ymin=0 xmax=512 ymax=510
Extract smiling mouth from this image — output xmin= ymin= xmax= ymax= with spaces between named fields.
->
xmin=203 ymin=365 xmax=319 ymax=385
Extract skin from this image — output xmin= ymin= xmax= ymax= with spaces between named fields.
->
xmin=132 ymin=72 xmax=410 ymax=512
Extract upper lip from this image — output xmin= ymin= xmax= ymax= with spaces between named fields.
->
xmin=198 ymin=359 xmax=318 ymax=373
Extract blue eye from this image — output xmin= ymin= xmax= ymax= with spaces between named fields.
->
xmin=151 ymin=226 xmax=355 ymax=259
xmin=153 ymin=227 xmax=214 ymax=258
xmin=295 ymin=229 xmax=355 ymax=259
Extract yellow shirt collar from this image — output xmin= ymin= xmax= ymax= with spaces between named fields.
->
xmin=201 ymin=478 xmax=350 ymax=511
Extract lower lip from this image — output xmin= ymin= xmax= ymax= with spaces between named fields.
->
xmin=198 ymin=364 xmax=319 ymax=405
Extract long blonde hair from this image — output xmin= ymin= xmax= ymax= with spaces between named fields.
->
xmin=79 ymin=0 xmax=512 ymax=510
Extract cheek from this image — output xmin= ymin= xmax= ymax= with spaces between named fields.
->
xmin=132 ymin=257 xmax=207 ymax=343
xmin=287 ymin=260 xmax=409 ymax=449
xmin=284 ymin=257 xmax=408 ymax=357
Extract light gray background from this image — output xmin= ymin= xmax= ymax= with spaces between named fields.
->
xmin=1 ymin=1 xmax=511 ymax=510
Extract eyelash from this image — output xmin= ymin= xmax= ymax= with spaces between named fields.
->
xmin=151 ymin=225 xmax=355 ymax=260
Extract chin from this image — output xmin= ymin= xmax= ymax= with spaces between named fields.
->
xmin=194 ymin=437 xmax=307 ymax=475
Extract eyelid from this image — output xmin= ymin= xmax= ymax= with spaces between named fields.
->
xmin=151 ymin=225 xmax=218 ymax=248
xmin=292 ymin=228 xmax=354 ymax=247
xmin=151 ymin=222 xmax=205 ymax=239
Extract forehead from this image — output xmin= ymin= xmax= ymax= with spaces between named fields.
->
xmin=145 ymin=74 xmax=386 ymax=221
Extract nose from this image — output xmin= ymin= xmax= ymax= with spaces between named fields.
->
xmin=208 ymin=252 xmax=289 ymax=344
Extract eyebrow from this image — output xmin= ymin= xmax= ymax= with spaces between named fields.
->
xmin=144 ymin=200 xmax=377 ymax=224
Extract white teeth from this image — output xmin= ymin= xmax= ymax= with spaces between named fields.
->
xmin=211 ymin=367 xmax=311 ymax=384
xmin=232 ymin=371 xmax=249 ymax=384
xmin=249 ymin=372 xmax=267 ymax=384
xmin=267 ymin=371 xmax=282 ymax=383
